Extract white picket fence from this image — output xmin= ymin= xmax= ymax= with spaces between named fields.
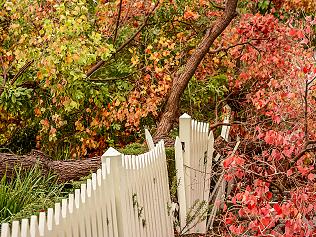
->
xmin=1 ymin=141 xmax=174 ymax=237
xmin=173 ymin=113 xmax=231 ymax=235
xmin=174 ymin=114 xmax=212 ymax=234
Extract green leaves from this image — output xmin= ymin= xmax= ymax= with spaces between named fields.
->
xmin=0 ymin=86 xmax=33 ymax=115
xmin=181 ymin=75 xmax=228 ymax=120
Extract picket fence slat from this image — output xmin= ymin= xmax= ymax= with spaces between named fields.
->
xmin=11 ymin=221 xmax=20 ymax=237
xmin=142 ymin=153 xmax=156 ymax=237
xmin=20 ymin=219 xmax=28 ymax=237
xmin=155 ymin=145 xmax=168 ymax=237
xmin=1 ymin=223 xmax=10 ymax=237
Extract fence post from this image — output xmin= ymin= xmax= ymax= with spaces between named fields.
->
xmin=220 ymin=105 xmax=231 ymax=142
xmin=145 ymin=129 xmax=155 ymax=150
xmin=102 ymin=147 xmax=125 ymax=237
xmin=179 ymin=113 xmax=192 ymax=229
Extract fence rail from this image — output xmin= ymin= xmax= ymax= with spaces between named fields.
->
xmin=1 ymin=141 xmax=173 ymax=237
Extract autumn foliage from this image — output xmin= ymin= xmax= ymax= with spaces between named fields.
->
xmin=0 ymin=0 xmax=316 ymax=235
xmin=213 ymin=5 xmax=316 ymax=237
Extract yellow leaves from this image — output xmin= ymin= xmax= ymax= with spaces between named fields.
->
xmin=62 ymin=97 xmax=79 ymax=112
xmin=128 ymin=48 xmax=139 ymax=66
xmin=49 ymin=127 xmax=57 ymax=141
xmin=177 ymin=32 xmax=186 ymax=41
xmin=10 ymin=23 xmax=20 ymax=30
xmin=154 ymin=66 xmax=163 ymax=73
xmin=37 ymin=71 xmax=43 ymax=80
xmin=65 ymin=54 xmax=73 ymax=64
xmin=213 ymin=57 xmax=220 ymax=64
xmin=162 ymin=50 xmax=170 ymax=57
xmin=131 ymin=55 xmax=140 ymax=65
xmin=164 ymin=75 xmax=172 ymax=82
xmin=149 ymin=52 xmax=161 ymax=62
xmin=90 ymin=118 xmax=100 ymax=128
xmin=158 ymin=37 xmax=168 ymax=47
xmin=114 ymin=100 xmax=121 ymax=107
xmin=145 ymin=45 xmax=153 ymax=54
xmin=72 ymin=6 xmax=81 ymax=15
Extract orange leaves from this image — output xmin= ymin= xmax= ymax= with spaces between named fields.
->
xmin=34 ymin=107 xmax=42 ymax=117
xmin=40 ymin=119 xmax=50 ymax=130
xmin=183 ymin=7 xmax=199 ymax=20
xmin=75 ymin=120 xmax=85 ymax=131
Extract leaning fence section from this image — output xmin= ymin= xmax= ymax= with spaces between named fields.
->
xmin=175 ymin=113 xmax=231 ymax=234
xmin=175 ymin=113 xmax=212 ymax=234
xmin=0 ymin=141 xmax=174 ymax=237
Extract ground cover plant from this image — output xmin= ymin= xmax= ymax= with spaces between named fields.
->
xmin=0 ymin=167 xmax=64 ymax=224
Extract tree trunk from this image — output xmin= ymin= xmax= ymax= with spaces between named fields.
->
xmin=154 ymin=0 xmax=238 ymax=141
xmin=0 ymin=151 xmax=101 ymax=182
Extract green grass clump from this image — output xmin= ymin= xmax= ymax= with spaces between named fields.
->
xmin=0 ymin=167 xmax=64 ymax=224
xmin=119 ymin=143 xmax=147 ymax=155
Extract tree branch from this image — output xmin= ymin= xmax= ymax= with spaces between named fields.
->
xmin=86 ymin=2 xmax=159 ymax=78
xmin=113 ymin=0 xmax=123 ymax=44
xmin=88 ymin=72 xmax=135 ymax=82
xmin=10 ymin=60 xmax=34 ymax=86
xmin=154 ymin=0 xmax=239 ymax=140
xmin=209 ymin=38 xmax=266 ymax=54
xmin=209 ymin=121 xmax=244 ymax=130
xmin=0 ymin=60 xmax=34 ymax=97
xmin=304 ymin=79 xmax=308 ymax=142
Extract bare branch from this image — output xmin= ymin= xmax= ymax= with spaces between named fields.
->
xmin=10 ymin=60 xmax=34 ymax=86
xmin=209 ymin=121 xmax=244 ymax=130
xmin=113 ymin=0 xmax=123 ymax=44
xmin=291 ymin=146 xmax=316 ymax=166
xmin=307 ymin=76 xmax=316 ymax=86
xmin=304 ymin=80 xmax=308 ymax=142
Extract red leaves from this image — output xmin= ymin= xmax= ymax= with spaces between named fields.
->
xmin=273 ymin=203 xmax=282 ymax=215
xmin=223 ymin=155 xmax=245 ymax=169
xmin=288 ymin=28 xmax=305 ymax=38
xmin=229 ymin=225 xmax=245 ymax=235
xmin=264 ymin=130 xmax=284 ymax=146
xmin=266 ymin=191 xmax=273 ymax=200
xmin=307 ymin=173 xmax=315 ymax=181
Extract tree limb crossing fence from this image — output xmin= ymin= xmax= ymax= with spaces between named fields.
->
xmin=0 ymin=141 xmax=174 ymax=237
